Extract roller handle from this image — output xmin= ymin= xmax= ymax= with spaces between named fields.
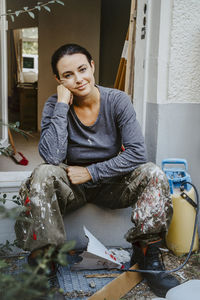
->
xmin=8 ymin=128 xmax=17 ymax=155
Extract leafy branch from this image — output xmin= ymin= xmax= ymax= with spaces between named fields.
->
xmin=0 ymin=240 xmax=75 ymax=299
xmin=0 ymin=121 xmax=33 ymax=156
xmin=0 ymin=239 xmax=19 ymax=256
xmin=0 ymin=121 xmax=33 ymax=138
xmin=0 ymin=192 xmax=22 ymax=206
xmin=1 ymin=0 xmax=65 ymax=22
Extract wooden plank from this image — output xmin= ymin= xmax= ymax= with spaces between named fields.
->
xmin=114 ymin=29 xmax=129 ymax=90
xmin=125 ymin=0 xmax=137 ymax=98
xmin=118 ymin=61 xmax=126 ymax=91
xmin=88 ymin=264 xmax=142 ymax=300
xmin=85 ymin=273 xmax=119 ymax=278
xmin=114 ymin=58 xmax=125 ymax=89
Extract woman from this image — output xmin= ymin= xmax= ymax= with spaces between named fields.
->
xmin=15 ymin=44 xmax=179 ymax=297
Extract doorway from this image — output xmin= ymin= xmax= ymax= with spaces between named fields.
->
xmin=8 ymin=27 xmax=38 ymax=132
xmin=1 ymin=0 xmax=131 ymax=173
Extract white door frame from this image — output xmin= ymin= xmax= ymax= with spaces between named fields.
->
xmin=133 ymin=0 xmax=173 ymax=135
xmin=133 ymin=0 xmax=148 ymax=134
xmin=0 ymin=0 xmax=8 ymax=148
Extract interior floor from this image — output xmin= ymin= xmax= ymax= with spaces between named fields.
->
xmin=0 ymin=131 xmax=43 ymax=172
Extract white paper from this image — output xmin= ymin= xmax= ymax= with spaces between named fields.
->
xmin=71 ymin=226 xmax=123 ymax=270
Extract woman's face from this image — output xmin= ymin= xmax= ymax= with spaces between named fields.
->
xmin=56 ymin=53 xmax=95 ymax=97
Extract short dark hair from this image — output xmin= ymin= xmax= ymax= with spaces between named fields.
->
xmin=51 ymin=43 xmax=93 ymax=78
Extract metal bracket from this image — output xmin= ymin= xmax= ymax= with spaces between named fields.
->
xmin=181 ymin=192 xmax=197 ymax=208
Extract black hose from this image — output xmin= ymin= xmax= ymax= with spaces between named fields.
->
xmin=123 ymin=181 xmax=199 ymax=274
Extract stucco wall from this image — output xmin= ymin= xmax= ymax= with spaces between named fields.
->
xmin=168 ymin=0 xmax=200 ymax=103
xmin=144 ymin=0 xmax=200 ymax=233
xmin=146 ymin=102 xmax=200 ymax=234
xmin=144 ymin=0 xmax=200 ymax=174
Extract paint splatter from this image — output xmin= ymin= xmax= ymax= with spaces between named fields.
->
xmin=33 ymin=232 xmax=37 ymax=240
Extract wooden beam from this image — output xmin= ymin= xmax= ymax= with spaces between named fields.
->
xmin=88 ymin=264 xmax=142 ymax=300
xmin=114 ymin=29 xmax=129 ymax=90
xmin=125 ymin=0 xmax=137 ymax=99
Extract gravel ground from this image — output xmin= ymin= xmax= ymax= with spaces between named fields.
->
xmin=124 ymin=248 xmax=200 ymax=300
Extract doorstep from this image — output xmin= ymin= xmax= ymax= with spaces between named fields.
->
xmin=0 ymin=171 xmax=32 ymax=247
xmin=0 ymin=171 xmax=31 ymax=192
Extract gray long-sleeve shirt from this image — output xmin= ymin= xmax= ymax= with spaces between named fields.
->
xmin=39 ymin=85 xmax=147 ymax=183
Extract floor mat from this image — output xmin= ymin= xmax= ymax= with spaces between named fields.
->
xmin=57 ymin=250 xmax=131 ymax=300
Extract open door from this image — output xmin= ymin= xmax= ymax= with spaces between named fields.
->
xmin=9 ymin=27 xmax=38 ymax=131
xmin=0 ymin=0 xmax=8 ymax=148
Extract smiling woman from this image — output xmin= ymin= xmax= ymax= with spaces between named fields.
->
xmin=15 ymin=43 xmax=179 ymax=297
xmin=56 ymin=53 xmax=97 ymax=104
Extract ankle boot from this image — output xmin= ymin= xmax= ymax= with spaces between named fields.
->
xmin=131 ymin=241 xmax=180 ymax=297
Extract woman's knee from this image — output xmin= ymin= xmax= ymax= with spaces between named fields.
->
xmin=141 ymin=162 xmax=168 ymax=183
xmin=32 ymin=163 xmax=67 ymax=183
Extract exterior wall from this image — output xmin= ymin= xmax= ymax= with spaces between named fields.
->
xmin=147 ymin=102 xmax=200 ymax=190
xmin=168 ymin=0 xmax=200 ymax=103
xmin=134 ymin=0 xmax=173 ymax=129
xmin=142 ymin=0 xmax=200 ymax=233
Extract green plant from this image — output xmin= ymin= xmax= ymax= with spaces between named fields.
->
xmin=0 ymin=242 xmax=75 ymax=300
xmin=0 ymin=193 xmax=75 ymax=300
xmin=1 ymin=0 xmax=65 ymax=22
xmin=0 ymin=121 xmax=32 ymax=156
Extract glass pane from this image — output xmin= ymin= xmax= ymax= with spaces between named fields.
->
xmin=22 ymin=27 xmax=38 ymax=40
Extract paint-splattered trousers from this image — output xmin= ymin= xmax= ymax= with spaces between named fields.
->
xmin=15 ymin=162 xmax=173 ymax=251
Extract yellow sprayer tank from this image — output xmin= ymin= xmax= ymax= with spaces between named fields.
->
xmin=162 ymin=159 xmax=199 ymax=256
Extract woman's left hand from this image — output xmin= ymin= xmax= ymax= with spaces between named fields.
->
xmin=66 ymin=166 xmax=92 ymax=184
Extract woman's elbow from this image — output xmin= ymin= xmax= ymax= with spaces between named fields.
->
xmin=38 ymin=145 xmax=63 ymax=165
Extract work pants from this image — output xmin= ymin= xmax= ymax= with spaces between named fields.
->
xmin=15 ymin=162 xmax=173 ymax=251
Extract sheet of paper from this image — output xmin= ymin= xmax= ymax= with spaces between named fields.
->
xmin=71 ymin=226 xmax=123 ymax=270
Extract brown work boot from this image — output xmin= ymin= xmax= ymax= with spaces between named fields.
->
xmin=131 ymin=240 xmax=180 ymax=297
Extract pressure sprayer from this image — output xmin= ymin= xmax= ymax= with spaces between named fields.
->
xmin=123 ymin=158 xmax=199 ymax=275
xmin=162 ymin=158 xmax=199 ymax=256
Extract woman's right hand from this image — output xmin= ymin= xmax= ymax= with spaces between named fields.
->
xmin=57 ymin=84 xmax=73 ymax=105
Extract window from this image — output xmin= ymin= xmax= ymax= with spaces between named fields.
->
xmin=13 ymin=27 xmax=38 ymax=84
xmin=21 ymin=27 xmax=38 ymax=83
